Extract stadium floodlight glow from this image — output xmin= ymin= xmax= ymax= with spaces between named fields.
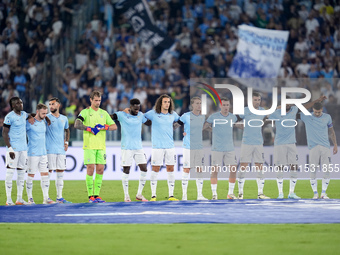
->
xmin=201 ymin=84 xmax=312 ymax=116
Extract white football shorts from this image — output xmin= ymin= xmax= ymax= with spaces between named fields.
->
xmin=151 ymin=148 xmax=176 ymax=166
xmin=47 ymin=154 xmax=66 ymax=170
xmin=27 ymin=155 xmax=48 ymax=174
xmin=183 ymin=148 xmax=204 ymax=168
xmin=274 ymin=144 xmax=298 ymax=166
xmin=240 ymin=144 xmax=264 ymax=164
xmin=212 ymin=150 xmax=237 ymax=166
xmin=309 ymin=145 xmax=331 ymax=171
xmin=6 ymin=150 xmax=27 ymax=169
xmin=121 ymin=149 xmax=147 ymax=167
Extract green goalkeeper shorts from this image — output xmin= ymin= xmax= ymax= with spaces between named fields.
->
xmin=84 ymin=149 xmax=107 ymax=165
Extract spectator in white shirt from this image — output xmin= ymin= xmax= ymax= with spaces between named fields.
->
xmin=229 ymin=0 xmax=242 ymax=21
xmin=106 ymin=85 xmax=118 ymax=113
xmin=295 ymin=58 xmax=311 ymax=76
xmin=294 ymin=36 xmax=309 ymax=55
xmin=0 ymin=59 xmax=10 ymax=80
xmin=298 ymin=4 xmax=309 ymax=21
xmin=27 ymin=61 xmax=37 ymax=80
xmin=244 ymin=0 xmax=257 ymax=19
xmin=6 ymin=37 xmax=19 ymax=59
xmin=305 ymin=12 xmax=319 ymax=36
xmin=52 ymin=17 xmax=63 ymax=37
xmin=133 ymin=87 xmax=148 ymax=106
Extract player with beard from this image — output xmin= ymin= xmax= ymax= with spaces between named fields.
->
xmin=26 ymin=104 xmax=55 ymax=204
xmin=46 ymin=97 xmax=71 ymax=203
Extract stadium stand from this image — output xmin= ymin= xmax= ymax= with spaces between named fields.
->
xmin=0 ymin=0 xmax=339 ymax=145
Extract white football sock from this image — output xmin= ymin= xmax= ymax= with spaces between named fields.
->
xmin=228 ymin=182 xmax=235 ymax=195
xmin=56 ymin=172 xmax=64 ymax=199
xmin=321 ymin=178 xmax=330 ymax=195
xmin=277 ymin=171 xmax=283 ymax=195
xmin=137 ymin=171 xmax=147 ymax=196
xmin=16 ymin=169 xmax=25 ymax=201
xmin=310 ymin=179 xmax=318 ymax=193
xmin=182 ymin=172 xmax=189 ymax=196
xmin=238 ymin=171 xmax=245 ymax=194
xmin=289 ymin=171 xmax=298 ymax=194
xmin=5 ymin=168 xmax=15 ymax=202
xmin=277 ymin=178 xmax=283 ymax=195
xmin=211 ymin=184 xmax=217 ymax=196
xmin=122 ymin=173 xmax=129 ymax=197
xmin=26 ymin=175 xmax=34 ymax=199
xmin=41 ymin=175 xmax=50 ymax=200
xmin=196 ymin=172 xmax=203 ymax=197
xmin=289 ymin=179 xmax=297 ymax=194
xmin=257 ymin=178 xmax=265 ymax=195
xmin=150 ymin=171 xmax=158 ymax=197
xmin=167 ymin=171 xmax=175 ymax=197
xmin=256 ymin=170 xmax=265 ymax=195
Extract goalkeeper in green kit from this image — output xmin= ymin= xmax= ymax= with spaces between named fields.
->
xmin=74 ymin=91 xmax=117 ymax=203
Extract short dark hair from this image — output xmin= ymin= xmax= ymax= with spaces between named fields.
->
xmin=9 ymin=97 xmax=20 ymax=109
xmin=220 ymin=97 xmax=230 ymax=102
xmin=130 ymin=98 xmax=141 ymax=105
xmin=37 ymin=103 xmax=48 ymax=110
xmin=313 ymin=102 xmax=323 ymax=110
xmin=49 ymin=97 xmax=61 ymax=104
xmin=90 ymin=91 xmax=101 ymax=99
xmin=253 ymin=92 xmax=261 ymax=98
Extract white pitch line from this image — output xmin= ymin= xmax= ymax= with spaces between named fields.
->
xmin=56 ymin=211 xmax=215 ymax=217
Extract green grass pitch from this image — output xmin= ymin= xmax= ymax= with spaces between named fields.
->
xmin=1 ymin=180 xmax=340 ymax=255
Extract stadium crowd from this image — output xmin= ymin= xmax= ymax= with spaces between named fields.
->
xmin=0 ymin=0 xmax=340 ymax=143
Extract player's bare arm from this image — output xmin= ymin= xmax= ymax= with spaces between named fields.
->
xmin=2 ymin=125 xmax=15 ymax=160
xmin=27 ymin=113 xmax=51 ymax=125
xmin=144 ymin=119 xmax=152 ymax=126
xmin=234 ymin=115 xmax=244 ymax=130
xmin=27 ymin=113 xmax=38 ymax=125
xmin=74 ymin=119 xmax=88 ymax=130
xmin=27 ymin=113 xmax=35 ymax=124
xmin=108 ymin=114 xmax=119 ymax=130
xmin=107 ymin=123 xmax=117 ymax=131
xmin=64 ymin=128 xmax=70 ymax=151
xmin=303 ymin=95 xmax=327 ymax=110
xmin=328 ymin=126 xmax=338 ymax=154
xmin=278 ymin=95 xmax=327 ymax=110
xmin=203 ymin=122 xmax=212 ymax=131
xmin=173 ymin=120 xmax=183 ymax=129
xmin=110 ymin=114 xmax=117 ymax=120
xmin=45 ymin=116 xmax=51 ymax=126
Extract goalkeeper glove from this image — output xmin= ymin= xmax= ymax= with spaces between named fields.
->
xmin=95 ymin=124 xmax=109 ymax=130
xmin=86 ymin=126 xmax=99 ymax=135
